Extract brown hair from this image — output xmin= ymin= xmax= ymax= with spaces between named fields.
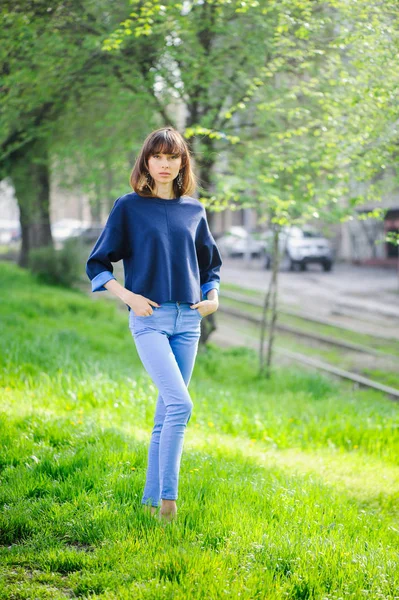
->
xmin=129 ymin=127 xmax=197 ymax=198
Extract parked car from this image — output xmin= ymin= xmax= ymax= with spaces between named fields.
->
xmin=71 ymin=223 xmax=104 ymax=244
xmin=215 ymin=226 xmax=266 ymax=258
xmin=51 ymin=219 xmax=90 ymax=243
xmin=263 ymin=226 xmax=334 ymax=271
xmin=0 ymin=219 xmax=21 ymax=244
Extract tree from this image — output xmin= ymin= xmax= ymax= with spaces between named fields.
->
xmin=209 ymin=0 xmax=399 ymax=375
xmin=0 ymin=0 xmax=167 ymax=266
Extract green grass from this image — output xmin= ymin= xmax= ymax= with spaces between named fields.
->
xmin=0 ymin=260 xmax=398 ymax=599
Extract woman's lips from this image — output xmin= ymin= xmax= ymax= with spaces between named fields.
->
xmin=159 ymin=173 xmax=170 ymax=176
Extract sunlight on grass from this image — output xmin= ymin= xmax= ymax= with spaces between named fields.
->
xmin=1 ymin=261 xmax=398 ymax=599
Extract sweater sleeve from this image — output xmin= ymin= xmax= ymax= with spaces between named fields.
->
xmin=85 ymin=197 xmax=130 ymax=292
xmin=196 ymin=210 xmax=223 ymax=298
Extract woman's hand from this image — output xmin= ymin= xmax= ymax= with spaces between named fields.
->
xmin=104 ymin=280 xmax=160 ymax=315
xmin=190 ymin=299 xmax=219 ymax=318
xmin=124 ymin=291 xmax=160 ymax=316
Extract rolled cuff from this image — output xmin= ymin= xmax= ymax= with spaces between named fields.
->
xmin=91 ymin=271 xmax=116 ymax=292
xmin=201 ymin=281 xmax=220 ymax=298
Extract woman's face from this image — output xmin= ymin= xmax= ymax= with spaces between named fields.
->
xmin=147 ymin=152 xmax=182 ymax=188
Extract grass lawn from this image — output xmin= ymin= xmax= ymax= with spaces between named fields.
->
xmin=0 ymin=261 xmax=398 ymax=599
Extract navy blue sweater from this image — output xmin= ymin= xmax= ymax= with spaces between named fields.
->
xmin=85 ymin=192 xmax=222 ymax=311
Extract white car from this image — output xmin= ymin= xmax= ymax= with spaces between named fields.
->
xmin=0 ymin=219 xmax=21 ymax=244
xmin=263 ymin=226 xmax=334 ymax=271
xmin=51 ymin=219 xmax=90 ymax=243
xmin=216 ymin=226 xmax=266 ymax=258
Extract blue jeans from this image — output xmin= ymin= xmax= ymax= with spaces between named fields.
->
xmin=128 ymin=301 xmax=203 ymax=507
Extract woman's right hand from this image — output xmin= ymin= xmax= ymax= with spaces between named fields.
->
xmin=124 ymin=291 xmax=161 ymax=316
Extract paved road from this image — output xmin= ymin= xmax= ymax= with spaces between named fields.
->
xmin=220 ymin=257 xmax=399 ymax=340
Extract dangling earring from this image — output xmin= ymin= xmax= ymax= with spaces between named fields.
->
xmin=177 ymin=171 xmax=183 ymax=189
xmin=145 ymin=171 xmax=152 ymax=188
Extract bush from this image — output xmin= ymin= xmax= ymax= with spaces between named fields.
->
xmin=28 ymin=237 xmax=83 ymax=287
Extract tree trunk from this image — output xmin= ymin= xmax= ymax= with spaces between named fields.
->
xmin=194 ymin=134 xmax=219 ymax=346
xmin=265 ymin=235 xmax=279 ymax=377
xmin=261 ymin=226 xmax=280 ymax=378
xmin=258 ymin=267 xmax=273 ymax=375
xmin=9 ymin=138 xmax=53 ymax=267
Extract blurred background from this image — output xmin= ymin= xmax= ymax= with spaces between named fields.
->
xmin=1 ymin=0 xmax=398 ymax=377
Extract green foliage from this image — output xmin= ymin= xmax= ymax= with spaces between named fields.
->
xmin=0 ymin=1 xmax=162 ymax=220
xmin=100 ymin=0 xmax=278 ymax=210
xmin=211 ymin=0 xmax=399 ymax=233
xmin=384 ymin=231 xmax=399 ymax=247
xmin=27 ymin=238 xmax=83 ymax=288
xmin=3 ymin=0 xmax=399 ymax=228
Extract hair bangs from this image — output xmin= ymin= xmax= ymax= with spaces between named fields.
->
xmin=149 ymin=132 xmax=184 ymax=157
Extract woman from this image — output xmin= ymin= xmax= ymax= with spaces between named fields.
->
xmin=86 ymin=127 xmax=222 ymax=523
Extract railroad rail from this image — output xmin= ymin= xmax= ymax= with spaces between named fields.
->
xmin=215 ymin=298 xmax=399 ymax=401
xmin=219 ymin=291 xmax=398 ymax=359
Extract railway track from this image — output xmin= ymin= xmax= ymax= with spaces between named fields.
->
xmin=219 ymin=303 xmax=398 ymax=359
xmin=220 ymin=290 xmax=399 ymax=356
xmin=216 ymin=293 xmax=399 ymax=401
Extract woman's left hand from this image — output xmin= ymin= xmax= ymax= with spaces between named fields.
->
xmin=190 ymin=299 xmax=219 ymax=317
